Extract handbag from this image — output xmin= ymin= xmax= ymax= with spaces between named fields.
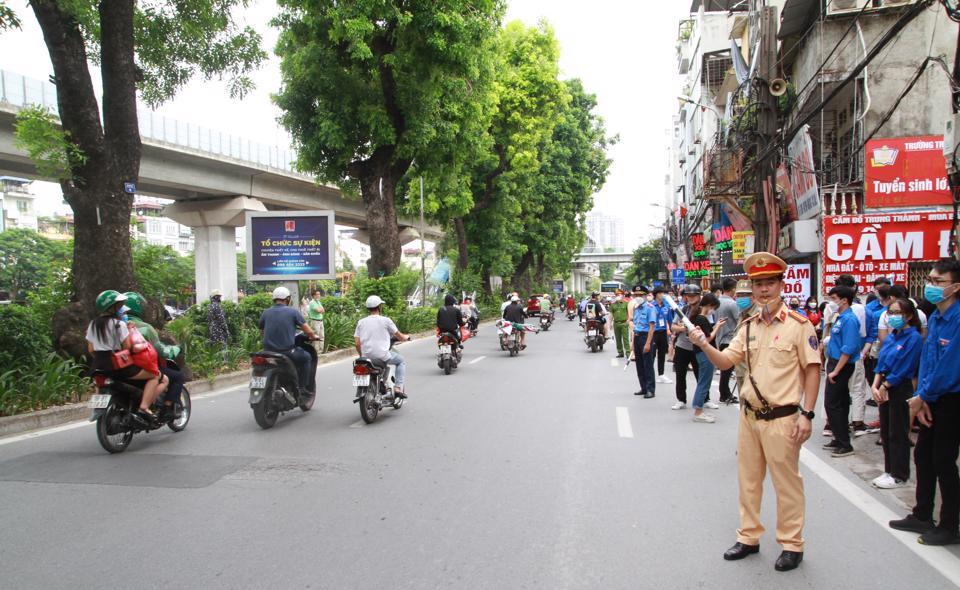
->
xmin=109 ymin=320 xmax=133 ymax=370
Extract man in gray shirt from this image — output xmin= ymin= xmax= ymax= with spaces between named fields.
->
xmin=715 ymin=277 xmax=741 ymax=404
xmin=259 ymin=286 xmax=319 ymax=394
xmin=354 ymin=295 xmax=411 ymax=397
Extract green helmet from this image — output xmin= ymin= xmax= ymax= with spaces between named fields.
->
xmin=94 ymin=290 xmax=127 ymax=314
xmin=123 ymin=291 xmax=146 ymax=318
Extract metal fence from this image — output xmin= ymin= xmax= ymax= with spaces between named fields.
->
xmin=0 ymin=69 xmax=297 ymax=173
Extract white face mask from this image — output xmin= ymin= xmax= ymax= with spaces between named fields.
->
xmin=828 ymin=301 xmax=839 ymax=313
xmin=645 ymin=295 xmax=654 ymax=302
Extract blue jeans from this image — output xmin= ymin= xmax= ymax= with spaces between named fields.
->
xmin=693 ymin=351 xmax=714 ymax=409
xmin=387 ymin=350 xmax=406 ymax=388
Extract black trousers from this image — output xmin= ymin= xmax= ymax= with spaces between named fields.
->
xmin=673 ymin=346 xmax=699 ymax=404
xmin=824 ymin=359 xmax=855 ymax=447
xmin=633 ymin=333 xmax=656 ymax=395
xmin=864 ymin=356 xmax=877 ymax=390
xmin=913 ymin=394 xmax=960 ymax=533
xmin=718 ymin=342 xmax=735 ymax=401
xmin=879 ymin=380 xmax=912 ymax=482
xmin=652 ymin=330 xmax=668 ymax=376
xmin=160 ymin=366 xmax=184 ymax=404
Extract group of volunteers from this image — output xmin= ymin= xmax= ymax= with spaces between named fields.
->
xmin=652 ymin=251 xmax=960 ymax=573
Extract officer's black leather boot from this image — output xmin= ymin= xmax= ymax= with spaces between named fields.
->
xmin=723 ymin=542 xmax=759 ymax=561
xmin=774 ymin=550 xmax=803 ymax=571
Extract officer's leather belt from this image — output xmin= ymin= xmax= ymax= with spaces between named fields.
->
xmin=742 ymin=401 xmax=800 ymax=421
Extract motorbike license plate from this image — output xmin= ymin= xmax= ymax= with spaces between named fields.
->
xmin=352 ymin=375 xmax=371 ymax=387
xmin=587 ymin=330 xmax=597 ymax=337
xmin=439 ymin=345 xmax=452 ymax=354
xmin=88 ymin=394 xmax=111 ymax=409
xmin=250 ymin=376 xmax=267 ymax=389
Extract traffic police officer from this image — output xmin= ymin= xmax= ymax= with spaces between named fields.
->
xmin=690 ymin=252 xmax=821 ymax=572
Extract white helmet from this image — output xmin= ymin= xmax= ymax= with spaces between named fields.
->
xmin=365 ymin=295 xmax=384 ymax=309
xmin=272 ymin=286 xmax=291 ymax=300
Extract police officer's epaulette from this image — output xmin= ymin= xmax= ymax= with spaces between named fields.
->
xmin=788 ymin=310 xmax=808 ymax=323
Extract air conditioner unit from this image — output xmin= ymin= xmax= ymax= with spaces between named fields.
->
xmin=827 ymin=0 xmax=869 ymax=16
xmin=881 ymin=0 xmax=917 ymax=6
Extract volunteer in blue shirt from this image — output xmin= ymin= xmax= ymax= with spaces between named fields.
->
xmin=653 ymin=286 xmax=673 ymax=384
xmin=891 ymin=259 xmax=960 ymax=546
xmin=864 ymin=277 xmax=890 ymax=397
xmin=630 ymin=285 xmax=657 ymax=399
xmin=870 ymin=297 xmax=922 ymax=490
xmin=823 ymin=284 xmax=862 ymax=457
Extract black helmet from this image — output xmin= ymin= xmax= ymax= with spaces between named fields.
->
xmin=682 ymin=284 xmax=703 ymax=295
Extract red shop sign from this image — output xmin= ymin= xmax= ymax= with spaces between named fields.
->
xmin=822 ymin=211 xmax=956 ymax=293
xmin=864 ymin=136 xmax=952 ymax=208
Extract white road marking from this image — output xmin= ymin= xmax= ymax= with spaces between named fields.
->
xmin=0 ymin=420 xmax=92 ymax=446
xmin=615 ymin=407 xmax=634 ymax=439
xmin=349 ymin=420 xmax=365 ymax=429
xmin=800 ymin=448 xmax=960 ymax=587
xmin=610 ymin=358 xmax=618 ymax=367
xmin=469 ymin=356 xmax=487 ymax=364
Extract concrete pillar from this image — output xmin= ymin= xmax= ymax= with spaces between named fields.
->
xmin=163 ymin=196 xmax=267 ymax=304
xmin=194 ymin=225 xmax=238 ymax=303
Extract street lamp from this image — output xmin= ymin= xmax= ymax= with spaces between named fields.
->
xmin=677 ymin=95 xmax=722 ymax=118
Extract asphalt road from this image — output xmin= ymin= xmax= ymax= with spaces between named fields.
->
xmin=1 ymin=316 xmax=959 ymax=589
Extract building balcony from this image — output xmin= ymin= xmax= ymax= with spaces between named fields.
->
xmin=703 ymin=145 xmax=742 ymax=197
xmin=821 ymin=186 xmax=863 ymax=216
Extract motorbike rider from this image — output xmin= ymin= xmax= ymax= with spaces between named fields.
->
xmin=355 ymin=295 xmax=412 ymax=397
xmin=502 ymin=294 xmax=528 ymax=350
xmin=123 ymin=292 xmax=184 ymax=421
xmin=437 ymin=294 xmax=465 ymax=347
xmin=258 ymin=286 xmax=319 ymax=396
xmin=566 ymin=295 xmax=576 ymax=314
xmin=584 ymin=292 xmax=608 ymax=338
xmin=85 ymin=290 xmax=166 ymax=418
xmin=460 ymin=296 xmax=479 ymax=332
xmin=501 ymin=291 xmax=519 ymax=314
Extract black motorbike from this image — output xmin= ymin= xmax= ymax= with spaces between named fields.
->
xmin=88 ymin=360 xmax=192 ymax=454
xmin=352 ymin=340 xmax=403 ymax=424
xmin=539 ymin=310 xmax=554 ymax=331
xmin=584 ymin=318 xmax=604 ymax=353
xmin=566 ymin=309 xmax=576 ymax=321
xmin=249 ymin=334 xmax=318 ymax=429
xmin=437 ymin=331 xmax=462 ymax=375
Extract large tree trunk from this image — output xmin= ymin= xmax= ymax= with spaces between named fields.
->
xmin=453 ymin=217 xmax=469 ymax=271
xmin=33 ymin=0 xmax=140 ymax=310
xmin=512 ymin=251 xmax=534 ymax=295
xmin=533 ymin=253 xmax=546 ymax=287
xmin=356 ymin=150 xmax=404 ymax=277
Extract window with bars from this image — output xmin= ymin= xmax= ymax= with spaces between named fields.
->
xmin=702 ymin=51 xmax=732 ymax=101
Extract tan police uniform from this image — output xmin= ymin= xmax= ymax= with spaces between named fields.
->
xmin=718 ymin=253 xmax=821 ymax=552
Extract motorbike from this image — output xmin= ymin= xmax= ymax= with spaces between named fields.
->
xmin=539 ymin=310 xmax=554 ymax=331
xmin=584 ymin=318 xmax=605 ymax=353
xmin=566 ymin=309 xmax=576 ymax=321
xmin=497 ymin=319 xmax=525 ymax=356
xmin=88 ymin=360 xmax=192 ymax=454
xmin=352 ymin=342 xmax=403 ymax=424
xmin=437 ymin=331 xmax=462 ymax=375
xmin=248 ymin=334 xmax=318 ymax=429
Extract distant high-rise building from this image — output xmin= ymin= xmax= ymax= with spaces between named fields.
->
xmin=585 ymin=213 xmax=625 ymax=251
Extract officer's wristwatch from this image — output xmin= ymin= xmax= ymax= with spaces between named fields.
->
xmin=800 ymin=408 xmax=815 ymax=420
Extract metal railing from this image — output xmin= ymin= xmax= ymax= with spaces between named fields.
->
xmin=0 ymin=69 xmax=299 ymax=174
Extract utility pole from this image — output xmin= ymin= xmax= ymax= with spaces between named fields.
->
xmin=754 ymin=4 xmax=779 ymax=253
xmin=419 ymin=176 xmax=427 ymax=306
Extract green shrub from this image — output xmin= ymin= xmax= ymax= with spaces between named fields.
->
xmin=393 ymin=307 xmax=435 ymax=335
xmin=237 ymin=292 xmax=273 ymax=328
xmin=0 ymin=352 xmax=89 ymax=416
xmin=319 ymin=295 xmax=356 ymax=317
xmin=322 ymin=313 xmax=360 ymax=352
xmin=0 ymin=304 xmax=50 ymax=371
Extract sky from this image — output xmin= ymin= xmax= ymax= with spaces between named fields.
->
xmin=0 ymin=0 xmax=691 ymax=250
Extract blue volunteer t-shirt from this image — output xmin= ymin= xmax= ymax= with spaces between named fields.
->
xmin=259 ymin=304 xmax=306 ymax=352
xmin=827 ymin=307 xmax=862 ymax=362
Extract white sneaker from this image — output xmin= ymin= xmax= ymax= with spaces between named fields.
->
xmin=822 ymin=428 xmax=833 ymax=437
xmin=660 ymin=375 xmax=673 ymax=384
xmin=704 ymin=401 xmax=720 ymax=410
xmin=875 ymin=476 xmax=907 ymax=490
xmin=671 ymin=402 xmax=687 ymax=410
xmin=693 ymin=413 xmax=716 ymax=423
xmin=871 ymin=473 xmax=892 ymax=486
xmin=655 ymin=375 xmax=665 ymax=383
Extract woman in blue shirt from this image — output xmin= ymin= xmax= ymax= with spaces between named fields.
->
xmin=870 ymin=298 xmax=923 ymax=489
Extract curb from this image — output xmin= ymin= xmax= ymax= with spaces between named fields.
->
xmin=0 ymin=317 xmax=499 ymax=440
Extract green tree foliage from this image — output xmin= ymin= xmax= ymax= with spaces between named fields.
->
xmin=0 ymin=229 xmax=71 ymax=300
xmin=9 ymin=0 xmax=265 ymax=312
xmin=626 ymin=238 xmax=664 ymax=287
xmin=274 ymin=0 xmax=504 ymax=276
xmin=0 ymin=1 xmax=20 ymax=32
xmin=131 ymin=241 xmax=194 ymax=305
